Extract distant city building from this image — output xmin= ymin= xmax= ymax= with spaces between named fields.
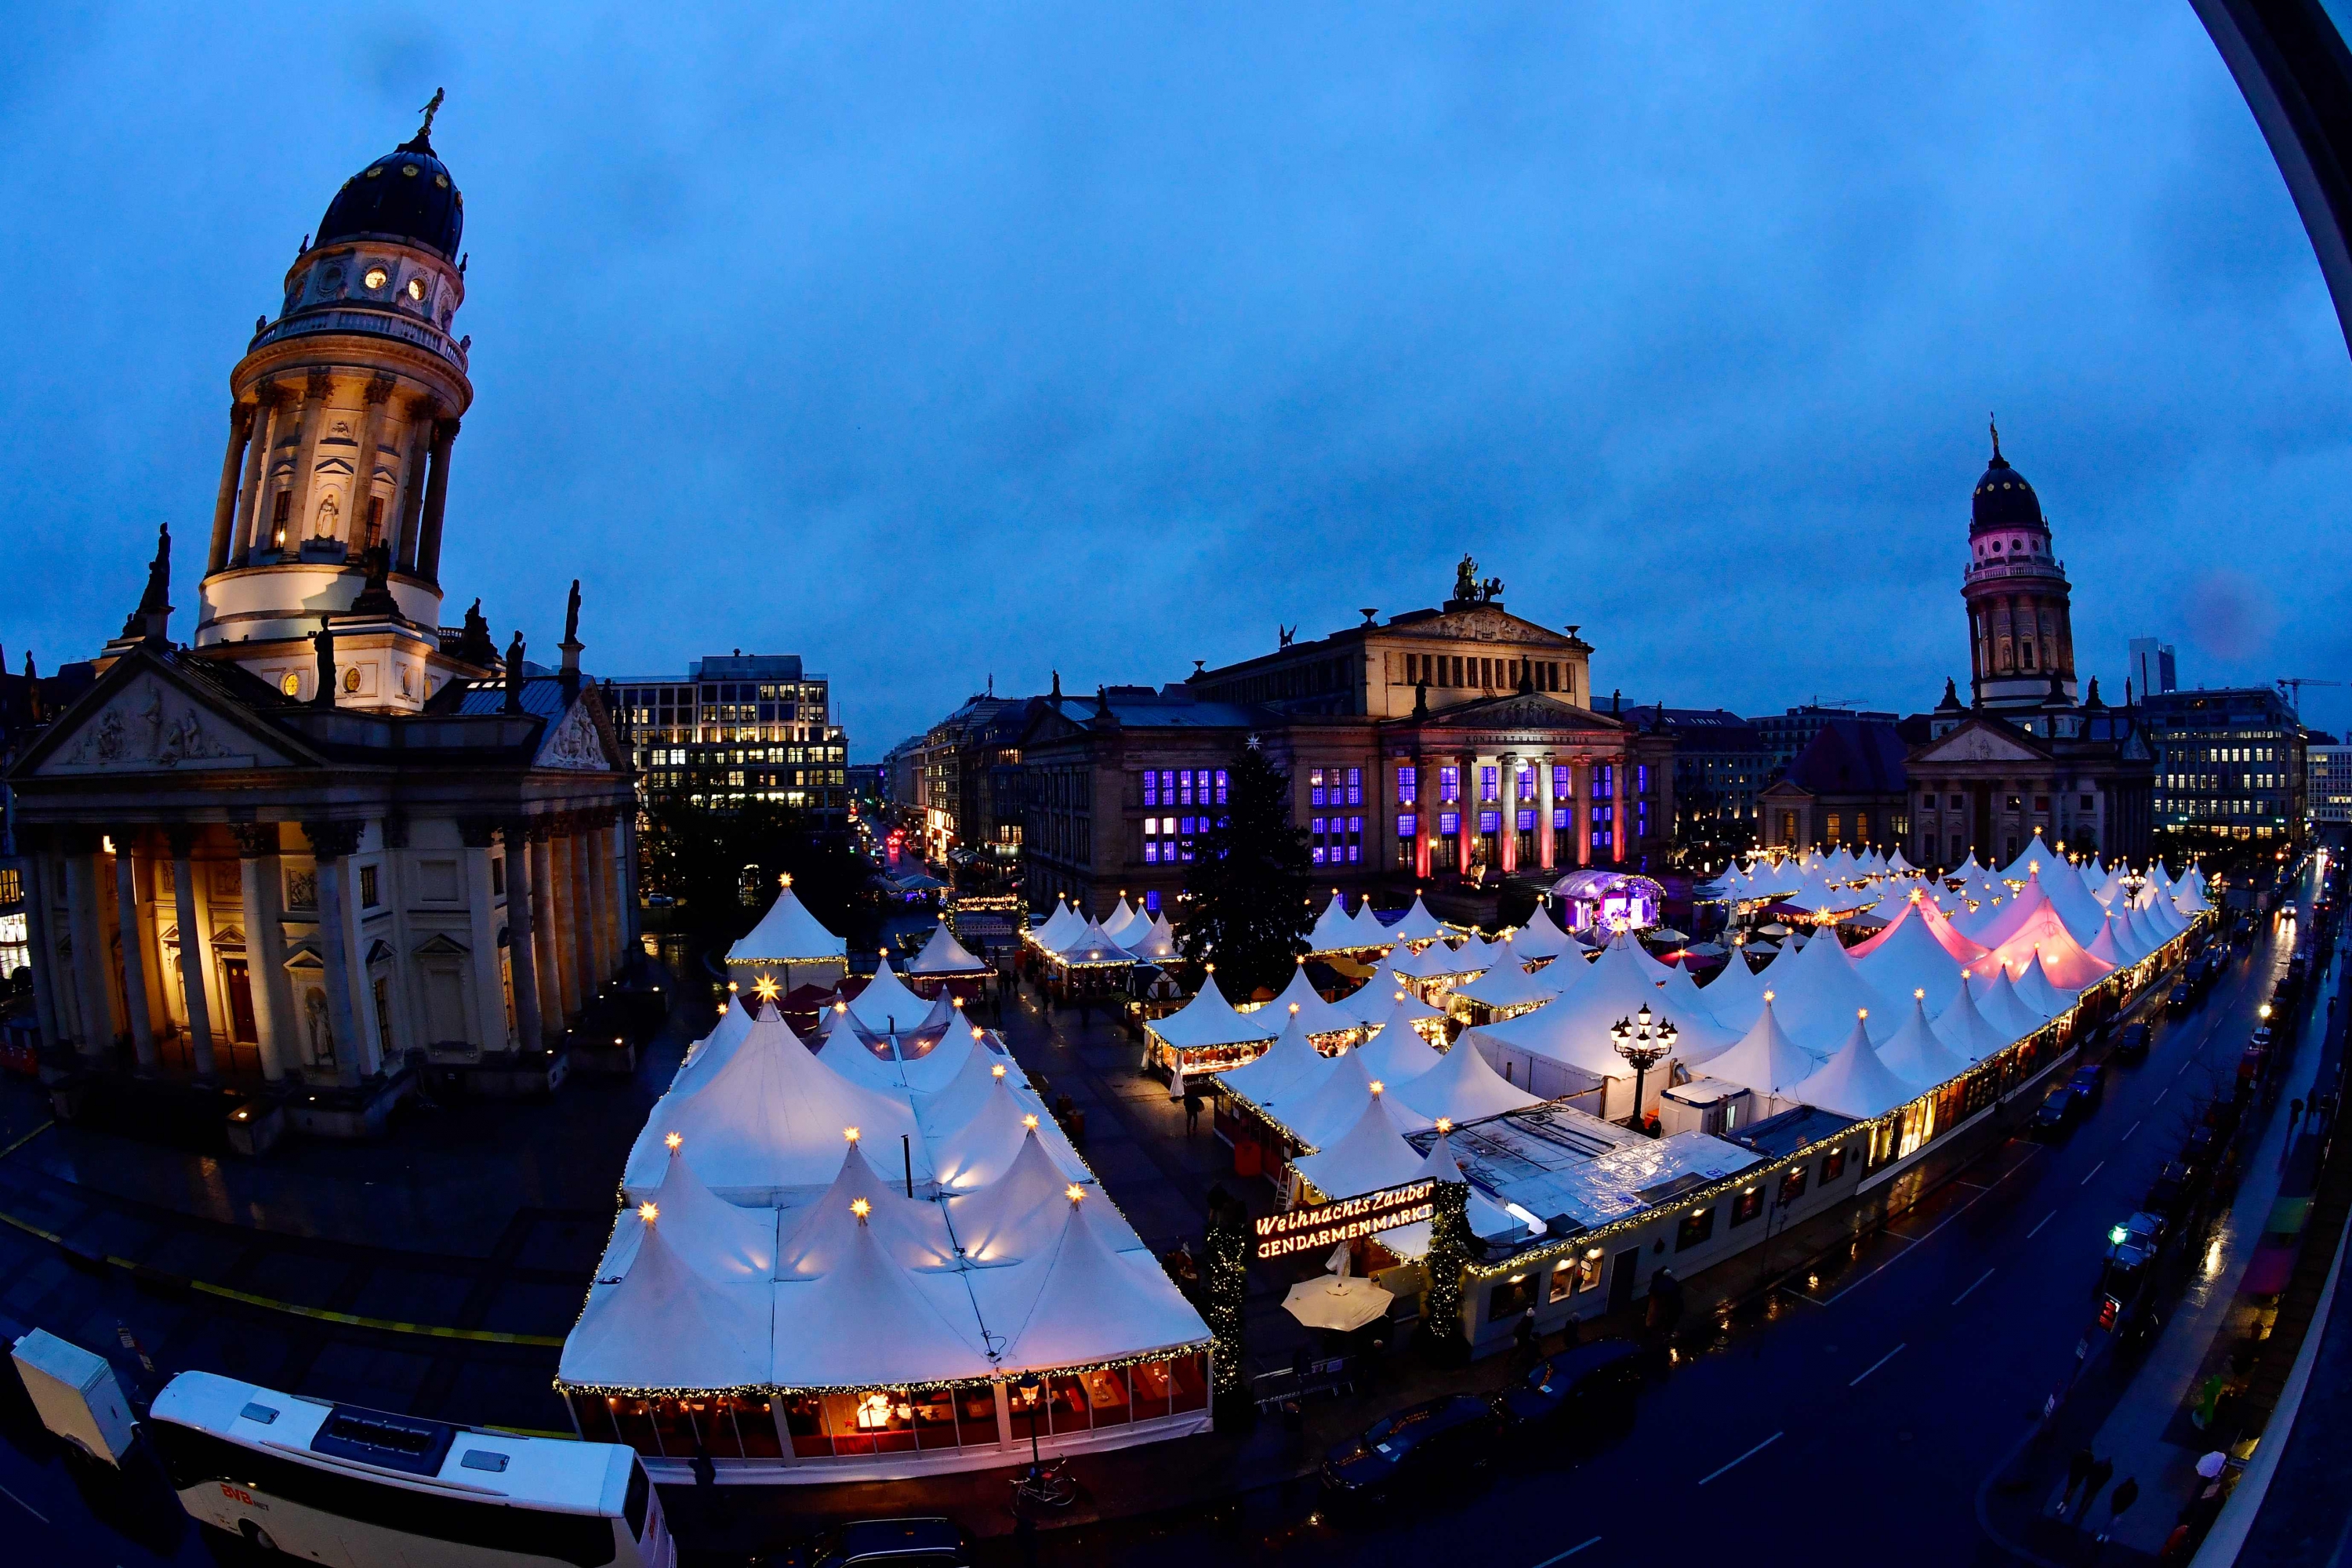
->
xmin=2309 ymin=743 xmax=2352 ymax=826
xmin=1757 ymin=719 xmax=1911 ymax=852
xmin=1903 ymin=427 xmax=2155 ymax=867
xmin=2143 ymin=686 xmax=2307 ymax=841
xmin=1750 ymin=705 xmax=1897 ymax=775
xmin=2128 ymin=638 xmax=2178 ymax=701
xmin=1621 ymin=706 xmax=1771 ymax=835
xmin=610 ymin=653 xmax=848 ymax=826
xmin=902 ymin=692 xmax=1034 ymax=869
xmin=1020 ymin=567 xmax=1671 ymax=915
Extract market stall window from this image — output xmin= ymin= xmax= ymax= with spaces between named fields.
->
xmin=1820 ymin=1147 xmax=1849 ymax=1183
xmin=608 ymin=1396 xmax=659 ymax=1455
xmin=1084 ymin=1367 xmax=1134 ymax=1428
xmin=1779 ymin=1164 xmax=1809 ymax=1206
xmin=1047 ymin=1374 xmax=1094 ymax=1434
xmin=1486 ymin=1274 xmax=1536 ymax=1321
xmin=1675 ymin=1205 xmax=1717 ymax=1250
xmin=1130 ymin=1361 xmax=1174 ymax=1421
xmin=1730 ymin=1185 xmax=1765 ymax=1226
xmin=956 ymin=1382 xmax=1001 ymax=1447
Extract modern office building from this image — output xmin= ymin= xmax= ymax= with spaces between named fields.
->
xmin=2128 ymin=638 xmax=2178 ymax=702
xmin=1621 ymin=706 xmax=1772 ymax=837
xmin=2143 ymin=686 xmax=2308 ymax=842
xmin=2309 ymin=744 xmax=2352 ymax=826
xmin=1751 ymin=705 xmax=1898 ymax=776
xmin=609 ymin=654 xmax=849 ymax=826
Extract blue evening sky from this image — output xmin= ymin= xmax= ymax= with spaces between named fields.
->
xmin=5 ymin=3 xmax=2350 ymax=757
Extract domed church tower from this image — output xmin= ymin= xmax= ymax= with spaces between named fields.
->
xmin=1961 ymin=420 xmax=2076 ymax=710
xmin=191 ymin=92 xmax=488 ymax=711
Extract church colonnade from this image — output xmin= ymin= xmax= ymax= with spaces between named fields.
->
xmin=17 ymin=808 xmax=633 ymax=1084
xmin=1396 ymin=746 xmax=1634 ymax=880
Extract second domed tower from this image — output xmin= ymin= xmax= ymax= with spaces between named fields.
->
xmin=1961 ymin=422 xmax=2076 ymax=710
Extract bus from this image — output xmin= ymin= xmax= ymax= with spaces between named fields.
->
xmin=145 ymin=1371 xmax=674 ymax=1567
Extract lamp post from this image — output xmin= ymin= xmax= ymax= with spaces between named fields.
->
xmin=1610 ymin=1004 xmax=1677 ymax=1134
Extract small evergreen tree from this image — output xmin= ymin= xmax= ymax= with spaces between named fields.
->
xmin=1177 ymin=741 xmax=1311 ymax=997
xmin=1421 ymin=1176 xmax=1472 ymax=1358
xmin=1202 ymin=1185 xmax=1251 ymax=1422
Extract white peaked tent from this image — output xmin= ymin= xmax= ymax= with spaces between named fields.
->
xmin=1054 ymin=914 xmax=1135 ymax=966
xmin=1306 ymin=894 xmax=1373 ymax=954
xmin=769 ymin=1213 xmax=1001 ymax=1390
xmin=931 ymin=1076 xmax=1076 ymax=1191
xmin=1027 ymin=899 xmax=1083 ymax=953
xmin=1147 ymin=971 xmax=1277 ymax=1065
xmin=1742 ymin=857 xmax=1803 ymax=900
xmin=845 ymin=960 xmax=930 ymax=1034
xmin=2039 ymin=862 xmax=2114 ymax=947
xmin=561 ymin=1216 xmax=772 ymax=1392
xmin=1392 ymin=1034 xmax=1543 ymax=1125
xmin=673 ymin=996 xmax=759 ymax=1098
xmin=1656 ymin=960 xmax=1719 ymax=1036
xmin=2085 ymin=910 xmax=2140 ymax=971
xmin=944 ymin=1130 xmax=1087 ymax=1266
xmin=1851 ymin=906 xmax=1970 ymax=1017
xmin=2173 ymin=875 xmax=2214 ymax=916
xmin=907 ymin=918 xmax=989 ymax=979
xmin=1378 ymin=1133 xmax=1521 ymax=1256
xmin=1391 ymin=937 xmax=1486 ymax=983
xmin=1473 ymin=935 xmax=1737 ymax=1076
xmin=1983 ymin=888 xmax=2114 ymax=991
xmin=1887 ymin=848 xmax=1918 ymax=874
xmin=1948 ymin=851 xmax=1985 ymax=880
xmin=730 ymin=877 xmax=851 ymax=971
xmin=989 ymin=1191 xmax=1210 ymax=1375
xmin=1264 ymin=964 xmax=1360 ymax=1038
xmin=1213 ymin=1012 xmax=1329 ymax=1110
xmin=1124 ymin=913 xmax=1181 ymax=964
xmin=1283 ymin=1048 xmax=1385 ymax=1150
xmin=1788 ymin=1014 xmax=1916 ymax=1120
xmin=598 ymin=1145 xmax=779 ymax=1285
xmin=1849 ymin=888 xmax=1989 ymax=965
xmin=1965 ymin=873 xmax=2053 ymax=952
xmin=1451 ymin=940 xmax=1560 ymax=1014
xmin=2091 ymin=865 xmax=2132 ymax=909
xmin=916 ymin=1039 xmax=1040 ymax=1141
xmin=2012 ymin=950 xmax=2076 ymax=1018
xmin=1341 ymin=978 xmax=1446 ymax=1028
xmin=1697 ymin=948 xmax=1769 ymax=1033
xmin=1697 ymin=998 xmax=1818 ymax=1105
xmin=774 ymin=1139 xmax=960 ymax=1276
xmin=1510 ymin=902 xmax=1577 ymax=963
xmin=1970 ymin=964 xmax=2049 ymax=1040
xmin=1355 ymin=999 xmax=1447 ymax=1086
xmin=1995 ymin=833 xmax=2054 ymax=886
xmin=1345 ymin=900 xmax=1397 ymax=949
xmin=1386 ymin=895 xmax=1450 ymax=946
xmin=1876 ymin=996 xmax=1970 ymax=1091
xmin=1100 ymin=897 xmax=1140 ymax=942
xmin=626 ymin=1011 xmax=932 ymax=1200
xmin=1929 ymin=975 xmax=2013 ymax=1063
xmin=1766 ymin=927 xmax=1886 ymax=1054
xmin=1294 ymin=1091 xmax=1428 ymax=1200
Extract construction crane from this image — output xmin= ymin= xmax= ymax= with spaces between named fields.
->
xmin=2276 ymin=677 xmax=2345 ymax=716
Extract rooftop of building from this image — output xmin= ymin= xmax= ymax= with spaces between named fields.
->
xmin=1772 ymin=716 xmax=1911 ymax=797
xmin=1403 ymin=1103 xmax=1764 ymax=1244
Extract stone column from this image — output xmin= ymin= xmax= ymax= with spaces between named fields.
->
xmin=392 ymin=397 xmax=439 ymax=572
xmin=1455 ymin=752 xmax=1477 ymax=876
xmin=416 ymin=417 xmax=461 ymax=583
xmin=63 ymin=830 xmax=112 ymax=1056
xmin=353 ymin=374 xmax=397 ymax=550
xmin=206 ymin=402 xmax=257 ymax=575
xmin=290 ymin=368 xmax=335 ymax=546
xmin=1612 ymin=753 xmax=1630 ymax=866
xmin=19 ymin=843 xmax=62 ymax=1051
xmin=112 ymin=830 xmax=158 ymax=1070
xmin=1575 ymin=760 xmax=1593 ymax=868
xmin=529 ymin=822 xmax=566 ymax=1033
xmin=614 ymin=812 xmax=640 ymax=957
xmin=1537 ymin=752 xmax=1557 ymax=870
xmin=499 ymin=820 xmax=546 ymax=1051
xmin=592 ymin=811 xmax=622 ymax=978
xmin=578 ymin=815 xmax=609 ymax=998
xmin=300 ymin=820 xmax=366 ymax=1087
xmin=231 ymin=385 xmax=281 ymax=566
xmin=1412 ymin=755 xmax=1433 ymax=881
xmin=230 ymin=823 xmax=290 ymax=1081
xmin=1499 ymin=752 xmax=1521 ymax=874
xmin=166 ymin=826 xmax=217 ymax=1081
xmin=564 ymin=819 xmax=595 ymax=1013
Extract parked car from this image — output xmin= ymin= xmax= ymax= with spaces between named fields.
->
xmin=2181 ymin=1127 xmax=2219 ymax=1173
xmin=1496 ymin=1340 xmax=1644 ymax=1436
xmin=779 ymin=1518 xmax=971 ymax=1568
xmin=2167 ymin=985 xmax=2194 ymax=1018
xmin=2067 ymin=1063 xmax=2105 ymax=1109
xmin=1322 ymin=1394 xmax=1504 ymax=1500
xmin=2143 ymin=1161 xmax=2194 ymax=1220
xmin=2112 ymin=1023 xmax=2151 ymax=1061
xmin=2031 ymin=1084 xmax=2079 ymax=1137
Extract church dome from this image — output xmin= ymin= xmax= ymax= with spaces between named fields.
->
xmin=1970 ymin=426 xmax=2043 ymax=533
xmin=315 ymin=125 xmax=463 ymax=260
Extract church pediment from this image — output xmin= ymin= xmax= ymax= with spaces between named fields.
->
xmin=1399 ymin=691 xmax=1620 ymax=735
xmin=1908 ymin=720 xmax=2048 ymax=766
xmin=535 ymin=701 xmax=613 ymax=771
xmin=27 ymin=662 xmax=293 ymax=777
xmin=1389 ymin=606 xmax=1573 ymax=646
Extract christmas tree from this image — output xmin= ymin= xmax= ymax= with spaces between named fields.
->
xmin=1178 ymin=740 xmax=1312 ymax=999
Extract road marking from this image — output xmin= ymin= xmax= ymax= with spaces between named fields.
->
xmin=1531 ymin=1538 xmax=1602 ymax=1566
xmin=1697 ymin=1432 xmax=1782 ymax=1485
xmin=2081 ymin=1160 xmax=2105 ymax=1186
xmin=0 ymin=1483 xmax=49 ymax=1524
xmin=2155 ymin=1088 xmax=2169 ymax=1105
xmin=1849 ymin=1342 xmax=1907 ymax=1387
xmin=1953 ymin=1268 xmax=1995 ymax=1305
xmin=2122 ymin=1120 xmax=2142 ymax=1142
xmin=2027 ymin=1210 xmax=2056 ymax=1238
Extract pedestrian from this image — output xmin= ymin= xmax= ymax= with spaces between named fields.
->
xmin=2075 ymin=1454 xmax=2114 ymax=1524
xmin=1514 ymin=1306 xmax=1539 ymax=1368
xmin=2292 ymin=1096 xmax=2305 ymax=1132
xmin=2056 ymin=1447 xmax=2094 ymax=1516
xmin=1183 ymin=1086 xmax=1203 ymax=1137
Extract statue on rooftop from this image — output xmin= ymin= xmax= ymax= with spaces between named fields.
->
xmin=1454 ymin=553 xmax=1478 ymax=602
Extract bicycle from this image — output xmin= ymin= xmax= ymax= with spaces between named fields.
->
xmin=1011 ymin=1457 xmax=1077 ymax=1512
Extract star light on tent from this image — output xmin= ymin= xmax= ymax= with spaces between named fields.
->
xmin=1065 ymin=1185 xmax=1085 ymax=1204
xmin=753 ymin=975 xmax=781 ymax=1003
xmin=664 ymin=1131 xmax=682 ymax=1152
xmin=638 ymin=1202 xmax=659 ymax=1223
xmin=843 ymin=1126 xmax=860 ymax=1144
xmin=851 ymin=1197 xmax=871 ymax=1221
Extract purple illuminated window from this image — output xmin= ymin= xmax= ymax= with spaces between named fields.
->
xmin=1439 ymin=766 xmax=1460 ymax=804
xmin=1142 ymin=772 xmax=1159 ymax=808
xmin=1345 ymin=768 xmax=1362 ymax=806
xmin=1396 ymin=765 xmax=1417 ymax=806
xmin=1397 ymin=812 xmax=1418 ymax=840
xmin=1480 ymin=766 xmax=1498 ymax=803
xmin=1439 ymin=811 xmax=1460 ymax=836
xmin=1478 ymin=810 xmax=1500 ymax=833
xmin=1516 ymin=809 xmax=1536 ymax=831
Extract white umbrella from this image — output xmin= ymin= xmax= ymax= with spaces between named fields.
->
xmin=1282 ymin=1275 xmax=1395 ymax=1332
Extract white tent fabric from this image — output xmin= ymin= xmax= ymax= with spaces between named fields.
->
xmin=1386 ymin=895 xmax=1450 ymax=946
xmin=1850 ymin=906 xmax=1970 ymax=1017
xmin=907 ymin=919 xmax=990 ymax=978
xmin=1887 ymin=848 xmax=1918 ymax=874
xmin=2085 ymin=910 xmax=2140 ymax=971
xmin=1511 ymin=903 xmax=1578 ymax=962
xmin=626 ymin=1011 xmax=931 ymax=1201
xmin=942 ymin=1131 xmax=1088 ymax=1266
xmin=1282 ymin=1048 xmax=1384 ymax=1151
xmin=1261 ymin=964 xmax=1361 ymax=1038
xmin=1293 ymin=1092 xmax=1428 ymax=1200
xmin=1099 ymin=897 xmax=1140 ymax=942
xmin=1054 ymin=915 xmax=1135 ymax=964
xmin=1149 ymin=971 xmax=1278 ymax=1053
xmin=1969 ymin=965 xmax=2049 ymax=1040
xmin=1450 ymin=943 xmax=1560 ymax=1013
xmin=597 ymin=1145 xmax=779 ymax=1285
xmin=1029 ymin=899 xmax=1083 ymax=952
xmin=561 ymin=1216 xmax=773 ymax=1392
xmin=2012 ymin=950 xmax=2077 ymax=1018
xmin=2040 ymin=862 xmax=2114 ymax=946
xmin=931 ymin=1076 xmax=1080 ymax=1191
xmin=1929 ymin=976 xmax=2013 ymax=1062
xmin=1306 ymin=895 xmax=1372 ymax=953
xmin=1765 ymin=929 xmax=1886 ymax=1055
xmin=1391 ymin=938 xmax=1486 ymax=982
xmin=916 ymin=1040 xmax=1040 ymax=1141
xmin=1354 ymin=999 xmax=1447 ymax=1086
xmin=673 ymin=996 xmax=758 ymax=1099
xmin=770 ymin=1212 xmax=1001 ymax=1388
xmin=844 ymin=961 xmax=930 ymax=1034
xmin=1964 ymin=874 xmax=2053 ymax=953
xmin=1213 ymin=1013 xmax=1329 ymax=1111
xmin=1994 ymin=833 xmax=2056 ymax=886
xmin=1980 ymin=887 xmax=2114 ymax=991
xmin=729 ymin=880 xmax=850 ymax=967
xmin=1697 ymin=949 xmax=1769 ymax=1033
xmin=1391 ymin=1036 xmax=1543 ymax=1126
xmin=774 ymin=1139 xmax=960 ymax=1276
xmin=1473 ymin=935 xmax=1735 ymax=1076
xmin=1341 ymin=978 xmax=1446 ymax=1028
xmin=1345 ymin=901 xmax=1398 ymax=949
xmin=987 ymin=1191 xmax=1210 ymax=1375
xmin=1876 ymin=996 xmax=1971 ymax=1091
xmin=1124 ymin=913 xmax=1181 ymax=964
xmin=1788 ymin=1015 xmax=1916 ymax=1120
xmin=1697 ymin=998 xmax=1818 ymax=1100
